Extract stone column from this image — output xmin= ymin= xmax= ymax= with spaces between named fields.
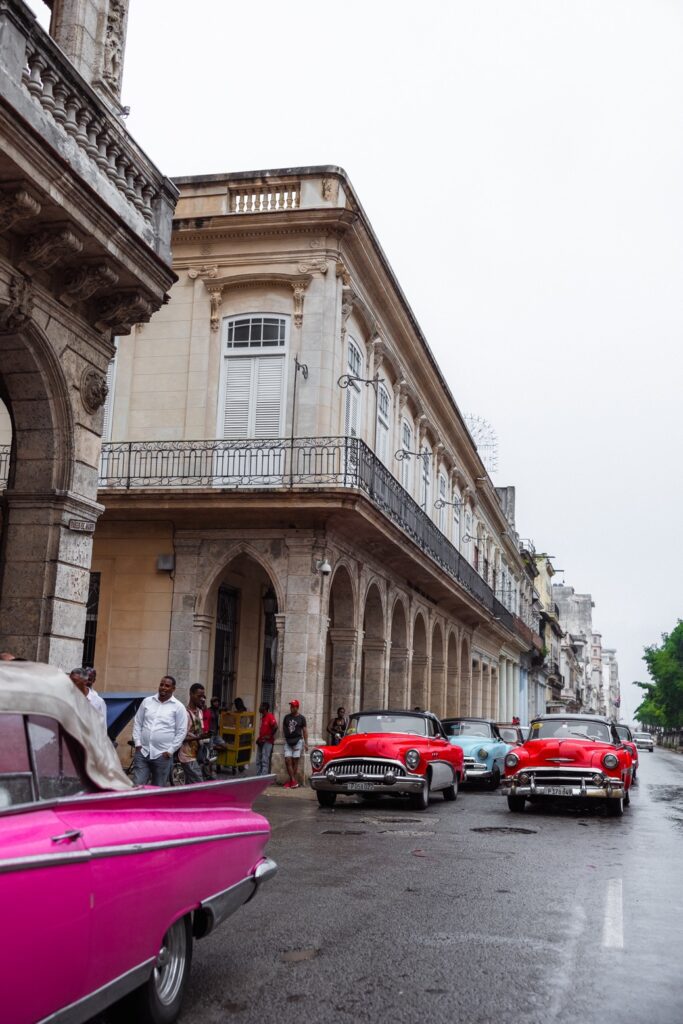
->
xmin=512 ymin=663 xmax=520 ymax=720
xmin=167 ymin=538 xmax=201 ymax=703
xmin=361 ymin=638 xmax=387 ymax=709
xmin=431 ymin=659 xmax=446 ymax=718
xmin=388 ymin=645 xmax=409 ymax=707
xmin=498 ymin=660 xmax=506 ymax=719
xmin=410 ymin=654 xmax=429 ymax=711
xmin=328 ymin=627 xmax=362 ymax=715
xmin=0 ymin=491 xmax=102 ymax=668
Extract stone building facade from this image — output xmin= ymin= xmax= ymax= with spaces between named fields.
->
xmin=84 ymin=166 xmax=542 ymax=746
xmin=0 ymin=0 xmax=176 ymax=666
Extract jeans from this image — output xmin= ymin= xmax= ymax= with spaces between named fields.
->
xmin=181 ymin=759 xmax=203 ymax=784
xmin=255 ymin=741 xmax=274 ymax=775
xmin=132 ymin=750 xmax=172 ymax=786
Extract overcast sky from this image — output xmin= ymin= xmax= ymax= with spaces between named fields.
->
xmin=33 ymin=1 xmax=682 ymax=721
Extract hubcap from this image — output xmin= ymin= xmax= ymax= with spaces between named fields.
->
xmin=153 ymin=919 xmax=187 ymax=1006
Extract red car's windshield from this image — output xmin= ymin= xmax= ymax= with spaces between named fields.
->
xmin=530 ymin=720 xmax=612 ymax=743
xmin=347 ymin=714 xmax=428 ymax=736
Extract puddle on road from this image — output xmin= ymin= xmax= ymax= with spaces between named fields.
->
xmin=281 ymin=948 xmax=320 ymax=963
xmin=321 ymin=829 xmax=367 ymax=835
xmin=470 ymin=826 xmax=537 ymax=835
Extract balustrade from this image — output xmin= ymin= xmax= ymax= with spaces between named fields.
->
xmin=229 ymin=184 xmax=300 ymax=213
xmin=8 ymin=12 xmax=166 ymax=228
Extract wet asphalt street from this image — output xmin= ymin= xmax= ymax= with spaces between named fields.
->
xmin=135 ymin=750 xmax=683 ymax=1024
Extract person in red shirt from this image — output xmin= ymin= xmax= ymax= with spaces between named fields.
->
xmin=255 ymin=701 xmax=278 ymax=776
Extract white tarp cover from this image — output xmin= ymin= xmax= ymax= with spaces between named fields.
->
xmin=0 ymin=661 xmax=133 ymax=791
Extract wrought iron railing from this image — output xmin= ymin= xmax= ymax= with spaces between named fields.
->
xmin=0 ymin=435 xmax=517 ymax=634
xmin=97 ymin=436 xmax=515 ymax=631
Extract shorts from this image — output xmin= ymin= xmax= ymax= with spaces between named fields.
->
xmin=284 ymin=740 xmax=303 ymax=759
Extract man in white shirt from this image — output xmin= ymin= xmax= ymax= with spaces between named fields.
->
xmin=132 ymin=675 xmax=187 ymax=786
xmin=70 ymin=667 xmax=107 ymax=731
xmin=84 ymin=667 xmax=107 ymax=729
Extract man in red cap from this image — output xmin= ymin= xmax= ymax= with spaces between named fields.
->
xmin=282 ymin=699 xmax=308 ymax=788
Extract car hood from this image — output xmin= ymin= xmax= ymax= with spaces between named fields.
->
xmin=448 ymin=735 xmax=497 ymax=754
xmin=519 ymin=738 xmax=618 ymax=767
xmin=323 ymin=733 xmax=432 ymax=761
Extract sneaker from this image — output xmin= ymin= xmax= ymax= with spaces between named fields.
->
xmin=290 ymin=782 xmax=300 ymax=789
xmin=283 ymin=780 xmax=293 ymax=788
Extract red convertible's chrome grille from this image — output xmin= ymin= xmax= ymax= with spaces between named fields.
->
xmin=330 ymin=760 xmax=406 ymax=778
xmin=524 ymin=768 xmax=602 ymax=786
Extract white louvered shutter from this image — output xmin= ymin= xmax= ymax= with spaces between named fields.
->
xmin=345 ymin=384 xmax=360 ymax=438
xmin=254 ymin=357 xmax=284 ymax=437
xmin=222 ymin=358 xmax=251 ymax=438
xmin=101 ymin=355 xmax=117 ymax=440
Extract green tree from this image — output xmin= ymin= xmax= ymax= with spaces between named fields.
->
xmin=635 ymin=620 xmax=683 ymax=727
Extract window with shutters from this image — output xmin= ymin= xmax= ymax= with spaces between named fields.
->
xmin=219 ymin=315 xmax=288 ymax=439
xmin=101 ymin=339 xmax=118 ymax=441
xmin=400 ymin=419 xmax=413 ymax=493
xmin=419 ymin=443 xmax=431 ymax=512
xmin=437 ymin=473 xmax=447 ymax=532
xmin=375 ymin=383 xmax=391 ymax=465
xmin=451 ymin=492 xmax=460 ymax=549
xmin=344 ymin=339 xmax=363 ymax=441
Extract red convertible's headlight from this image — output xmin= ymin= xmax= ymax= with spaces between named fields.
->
xmin=505 ymin=752 xmax=519 ymax=769
xmin=405 ymin=749 xmax=420 ymax=770
xmin=602 ymin=752 xmax=619 ymax=770
xmin=310 ymin=749 xmax=324 ymax=770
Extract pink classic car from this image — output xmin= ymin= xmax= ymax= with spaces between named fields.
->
xmin=0 ymin=662 xmax=276 ymax=1024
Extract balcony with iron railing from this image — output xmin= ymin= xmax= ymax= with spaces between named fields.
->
xmin=0 ymin=436 xmax=523 ymax=636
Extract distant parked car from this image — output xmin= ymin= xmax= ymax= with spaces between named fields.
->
xmin=309 ymin=710 xmax=465 ymax=810
xmin=633 ymin=731 xmax=655 ymax=752
xmin=614 ymin=723 xmax=639 ymax=781
xmin=497 ymin=722 xmax=527 ymax=746
xmin=0 ymin=662 xmax=276 ymax=1024
xmin=501 ymin=713 xmax=633 ymax=816
xmin=442 ymin=717 xmax=512 ymax=789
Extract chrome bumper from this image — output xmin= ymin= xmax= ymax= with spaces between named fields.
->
xmin=194 ymin=856 xmax=277 ymax=938
xmin=310 ymin=773 xmax=425 ymax=796
xmin=501 ymin=779 xmax=625 ymax=799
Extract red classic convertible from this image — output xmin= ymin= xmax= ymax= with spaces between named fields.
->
xmin=309 ymin=710 xmax=465 ymax=810
xmin=501 ymin=713 xmax=633 ymax=816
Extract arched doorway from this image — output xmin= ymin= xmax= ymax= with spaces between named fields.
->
xmin=388 ymin=598 xmax=409 ymax=707
xmin=323 ymin=564 xmax=357 ymax=724
xmin=410 ymin=612 xmax=428 ymax=711
xmin=446 ymin=630 xmax=458 ymax=716
xmin=360 ymin=583 xmax=385 ymax=709
xmin=206 ymin=552 xmax=280 ymax=711
xmin=430 ymin=622 xmax=445 ymax=718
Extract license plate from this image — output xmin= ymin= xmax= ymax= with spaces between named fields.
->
xmin=543 ymin=786 xmax=568 ymax=796
xmin=346 ymin=782 xmax=374 ymax=791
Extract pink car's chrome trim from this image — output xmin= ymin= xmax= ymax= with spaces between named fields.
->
xmin=0 ymin=829 xmax=269 ymax=875
xmin=37 ymin=957 xmax=155 ymax=1024
xmin=89 ymin=828 xmax=269 ymax=860
xmin=0 ymin=850 xmax=91 ymax=875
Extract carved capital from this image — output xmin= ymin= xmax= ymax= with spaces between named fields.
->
xmin=297 ymin=258 xmax=328 ymax=275
xmin=207 ymin=286 xmax=224 ymax=332
xmin=187 ymin=264 xmax=219 ymax=281
xmin=80 ymin=367 xmax=109 ymax=414
xmin=0 ymin=187 xmax=41 ymax=233
xmin=60 ymin=263 xmax=119 ymax=305
xmin=95 ymin=289 xmax=157 ymax=335
xmin=22 ymin=227 xmax=82 ymax=270
xmin=0 ymin=275 xmax=33 ymax=334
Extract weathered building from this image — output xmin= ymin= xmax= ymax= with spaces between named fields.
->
xmin=0 ymin=0 xmax=176 ymax=665
xmin=86 ymin=166 xmax=540 ymax=744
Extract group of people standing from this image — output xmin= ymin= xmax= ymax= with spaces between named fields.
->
xmin=64 ymin=662 xmax=349 ymax=789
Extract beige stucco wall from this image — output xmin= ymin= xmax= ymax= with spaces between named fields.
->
xmin=90 ymin=522 xmax=174 ymax=693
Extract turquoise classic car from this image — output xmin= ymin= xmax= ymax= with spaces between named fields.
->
xmin=441 ymin=717 xmax=514 ymax=790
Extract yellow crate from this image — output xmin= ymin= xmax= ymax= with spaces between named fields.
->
xmin=217 ymin=710 xmax=254 ymax=767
